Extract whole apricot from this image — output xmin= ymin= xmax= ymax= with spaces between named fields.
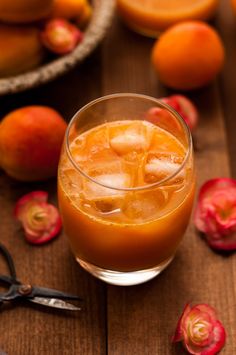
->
xmin=0 ymin=0 xmax=54 ymax=24
xmin=77 ymin=1 xmax=92 ymax=28
xmin=51 ymin=0 xmax=92 ymax=28
xmin=0 ymin=24 xmax=44 ymax=77
xmin=51 ymin=0 xmax=86 ymax=19
xmin=0 ymin=106 xmax=67 ymax=181
xmin=152 ymin=21 xmax=225 ymax=90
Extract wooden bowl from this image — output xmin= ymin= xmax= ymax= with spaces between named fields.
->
xmin=0 ymin=0 xmax=115 ymax=95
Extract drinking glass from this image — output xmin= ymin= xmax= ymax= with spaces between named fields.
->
xmin=58 ymin=93 xmax=195 ymax=286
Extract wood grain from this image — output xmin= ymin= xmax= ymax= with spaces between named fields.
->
xmin=0 ymin=53 xmax=106 ymax=355
xmin=103 ymin=13 xmax=236 ymax=355
xmin=0 ymin=0 xmax=236 ymax=354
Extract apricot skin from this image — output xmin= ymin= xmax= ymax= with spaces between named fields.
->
xmin=0 ymin=0 xmax=54 ymax=24
xmin=152 ymin=21 xmax=225 ymax=90
xmin=51 ymin=0 xmax=92 ymax=28
xmin=0 ymin=106 xmax=67 ymax=181
xmin=0 ymin=25 xmax=44 ymax=77
xmin=51 ymin=0 xmax=86 ymax=19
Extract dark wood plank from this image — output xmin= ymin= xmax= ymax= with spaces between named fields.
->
xmin=0 ymin=49 xmax=107 ymax=355
xmin=217 ymin=0 xmax=236 ymax=177
xmin=103 ymin=14 xmax=236 ymax=355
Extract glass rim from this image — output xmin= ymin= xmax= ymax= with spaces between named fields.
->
xmin=65 ymin=93 xmax=193 ymax=192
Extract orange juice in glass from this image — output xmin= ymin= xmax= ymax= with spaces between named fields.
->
xmin=58 ymin=94 xmax=195 ymax=285
xmin=117 ymin=0 xmax=219 ymax=37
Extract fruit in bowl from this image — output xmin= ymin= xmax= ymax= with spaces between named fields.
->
xmin=40 ymin=18 xmax=83 ymax=55
xmin=0 ymin=0 xmax=54 ymax=23
xmin=0 ymin=24 xmax=44 ymax=77
xmin=52 ymin=0 xmax=92 ymax=25
xmin=0 ymin=0 xmax=114 ymax=94
xmin=0 ymin=0 xmax=92 ymax=78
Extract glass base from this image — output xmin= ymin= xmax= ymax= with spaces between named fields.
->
xmin=76 ymin=256 xmax=174 ymax=286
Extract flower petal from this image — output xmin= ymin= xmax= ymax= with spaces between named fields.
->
xmin=161 ymin=95 xmax=198 ymax=132
xmin=194 ymin=178 xmax=236 ymax=250
xmin=173 ymin=304 xmax=226 ymax=355
xmin=184 ymin=320 xmax=226 ymax=355
xmin=14 ymin=191 xmax=48 ymax=220
xmin=14 ymin=191 xmax=62 ymax=245
xmin=172 ymin=304 xmax=192 ymax=342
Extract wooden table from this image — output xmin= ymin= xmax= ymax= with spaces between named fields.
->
xmin=0 ymin=1 xmax=236 ymax=354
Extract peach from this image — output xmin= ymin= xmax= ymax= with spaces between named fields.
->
xmin=0 ymin=24 xmax=44 ymax=77
xmin=52 ymin=0 xmax=87 ymax=19
xmin=152 ymin=21 xmax=225 ymax=90
xmin=0 ymin=106 xmax=67 ymax=181
xmin=0 ymin=0 xmax=54 ymax=24
xmin=76 ymin=1 xmax=92 ymax=28
xmin=51 ymin=0 xmax=92 ymax=28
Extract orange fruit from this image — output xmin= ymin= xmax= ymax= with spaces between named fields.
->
xmin=0 ymin=106 xmax=67 ymax=181
xmin=0 ymin=0 xmax=53 ymax=23
xmin=0 ymin=25 xmax=44 ymax=77
xmin=151 ymin=21 xmax=225 ymax=90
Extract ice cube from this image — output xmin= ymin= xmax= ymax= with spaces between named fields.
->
xmin=123 ymin=190 xmax=168 ymax=221
xmin=83 ymin=173 xmax=131 ymax=201
xmin=145 ymin=159 xmax=181 ymax=176
xmin=110 ymin=132 xmax=147 ymax=154
xmin=60 ymin=168 xmax=83 ymax=199
xmin=70 ymin=137 xmax=88 ymax=165
xmin=144 ymin=156 xmax=184 ymax=183
xmin=109 ymin=122 xmax=151 ymax=155
xmin=81 ymin=173 xmax=131 ymax=214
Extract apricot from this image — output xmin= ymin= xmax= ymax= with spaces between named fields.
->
xmin=51 ymin=0 xmax=92 ymax=28
xmin=152 ymin=21 xmax=225 ymax=90
xmin=52 ymin=0 xmax=87 ymax=19
xmin=0 ymin=24 xmax=44 ymax=77
xmin=76 ymin=1 xmax=92 ymax=28
xmin=0 ymin=106 xmax=67 ymax=181
xmin=0 ymin=0 xmax=54 ymax=24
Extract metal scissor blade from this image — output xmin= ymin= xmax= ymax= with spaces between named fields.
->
xmin=29 ymin=297 xmax=81 ymax=311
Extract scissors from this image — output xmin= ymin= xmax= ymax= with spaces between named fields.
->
xmin=0 ymin=243 xmax=81 ymax=311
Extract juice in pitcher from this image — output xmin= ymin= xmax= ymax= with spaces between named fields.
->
xmin=58 ymin=94 xmax=195 ymax=285
xmin=117 ymin=0 xmax=219 ymax=36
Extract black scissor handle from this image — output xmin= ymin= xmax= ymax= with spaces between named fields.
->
xmin=0 ymin=243 xmax=17 ymax=280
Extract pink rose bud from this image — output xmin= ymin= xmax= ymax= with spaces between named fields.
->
xmin=41 ymin=18 xmax=83 ymax=55
xmin=14 ymin=191 xmax=62 ymax=245
xmin=194 ymin=178 xmax=236 ymax=250
xmin=172 ymin=303 xmax=226 ymax=354
xmin=161 ymin=95 xmax=198 ymax=132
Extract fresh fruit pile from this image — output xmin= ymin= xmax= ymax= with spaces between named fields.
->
xmin=0 ymin=0 xmax=92 ymax=77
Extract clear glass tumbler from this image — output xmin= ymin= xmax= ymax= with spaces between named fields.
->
xmin=58 ymin=93 xmax=195 ymax=286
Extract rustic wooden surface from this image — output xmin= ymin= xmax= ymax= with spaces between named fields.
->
xmin=0 ymin=1 xmax=236 ymax=354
